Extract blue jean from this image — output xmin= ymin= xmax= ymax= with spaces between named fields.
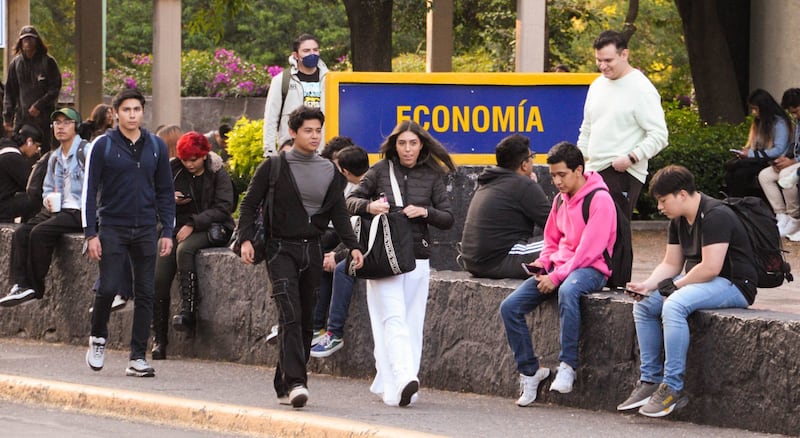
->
xmin=633 ymin=276 xmax=748 ymax=391
xmin=500 ymin=267 xmax=606 ymax=375
xmin=313 ymin=259 xmax=356 ymax=338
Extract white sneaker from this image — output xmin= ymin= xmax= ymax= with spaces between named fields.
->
xmin=788 ymin=228 xmax=800 ymax=242
xmin=111 ymin=295 xmax=129 ymax=312
xmin=549 ymin=362 xmax=576 ymax=393
xmin=777 ymin=213 xmax=791 ymax=230
xmin=289 ymin=385 xmax=309 ymax=408
xmin=784 ymin=218 xmax=800 ymax=237
xmin=86 ymin=336 xmax=106 ymax=371
xmin=516 ymin=367 xmax=550 ymax=406
xmin=125 ymin=358 xmax=155 ymax=377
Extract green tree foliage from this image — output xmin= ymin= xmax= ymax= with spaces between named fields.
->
xmin=636 ymin=102 xmax=750 ymax=218
xmin=548 ymin=0 xmax=690 ymax=100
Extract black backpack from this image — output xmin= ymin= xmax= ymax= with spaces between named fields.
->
xmin=716 ymin=196 xmax=793 ymax=288
xmin=557 ymin=187 xmax=633 ymax=289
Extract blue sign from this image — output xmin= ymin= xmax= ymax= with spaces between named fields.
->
xmin=326 ymin=73 xmax=596 ymax=165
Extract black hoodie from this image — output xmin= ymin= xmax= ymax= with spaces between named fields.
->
xmin=460 ymin=166 xmax=550 ymax=268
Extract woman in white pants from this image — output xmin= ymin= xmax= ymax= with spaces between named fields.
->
xmin=346 ymin=120 xmax=455 ymax=407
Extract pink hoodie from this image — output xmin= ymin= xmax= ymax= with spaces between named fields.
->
xmin=536 ymin=171 xmax=616 ymax=286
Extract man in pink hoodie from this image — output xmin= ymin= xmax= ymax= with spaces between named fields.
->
xmin=500 ymin=141 xmax=617 ymax=406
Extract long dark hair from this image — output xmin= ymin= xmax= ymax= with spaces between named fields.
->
xmin=747 ymin=88 xmax=791 ymax=150
xmin=379 ymin=120 xmax=456 ymax=174
xmin=14 ymin=36 xmax=47 ymax=57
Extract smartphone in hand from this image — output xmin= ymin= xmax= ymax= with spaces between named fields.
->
xmin=177 ymin=193 xmax=192 ymax=199
xmin=623 ymin=287 xmax=650 ymax=298
xmin=522 ymin=263 xmax=546 ymax=276
xmin=729 ymin=149 xmax=742 ymax=156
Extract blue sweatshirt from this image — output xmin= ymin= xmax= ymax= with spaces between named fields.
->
xmin=81 ymin=128 xmax=175 ymax=239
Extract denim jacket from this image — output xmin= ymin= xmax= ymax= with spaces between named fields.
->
xmin=43 ymin=136 xmax=86 ymax=210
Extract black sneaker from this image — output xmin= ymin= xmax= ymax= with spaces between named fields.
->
xmin=638 ymin=383 xmax=688 ymax=417
xmin=617 ymin=381 xmax=658 ymax=410
xmin=0 ymin=287 xmax=37 ymax=307
xmin=125 ymin=358 xmax=155 ymax=377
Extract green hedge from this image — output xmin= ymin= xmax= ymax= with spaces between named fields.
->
xmin=636 ymin=103 xmax=750 ymax=219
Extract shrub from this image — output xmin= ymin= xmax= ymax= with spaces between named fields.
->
xmin=226 ymin=117 xmax=265 ymax=198
xmin=636 ymin=102 xmax=750 ymax=219
xmin=104 ymin=53 xmax=153 ymax=95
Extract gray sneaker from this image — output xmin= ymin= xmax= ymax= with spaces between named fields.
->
xmin=638 ymin=383 xmax=688 ymax=417
xmin=617 ymin=381 xmax=658 ymax=410
xmin=85 ymin=336 xmax=106 ymax=371
xmin=125 ymin=358 xmax=155 ymax=377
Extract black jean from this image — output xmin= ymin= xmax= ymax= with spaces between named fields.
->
xmin=10 ymin=208 xmax=82 ymax=298
xmin=90 ymin=224 xmax=157 ymax=360
xmin=267 ymin=237 xmax=322 ymax=397
xmin=599 ymin=167 xmax=644 ymax=221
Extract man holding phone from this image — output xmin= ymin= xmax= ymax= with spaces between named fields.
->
xmin=618 ymin=165 xmax=755 ymax=418
xmin=500 ymin=142 xmax=616 ymax=406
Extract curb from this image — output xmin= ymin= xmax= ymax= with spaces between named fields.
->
xmin=0 ymin=374 xmax=444 ymax=438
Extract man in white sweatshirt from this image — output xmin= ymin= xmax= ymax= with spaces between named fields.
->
xmin=577 ymin=30 xmax=668 ymax=220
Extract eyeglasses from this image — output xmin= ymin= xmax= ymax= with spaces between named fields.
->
xmin=52 ymin=120 xmax=75 ymax=127
xmin=528 ymin=152 xmax=536 ymax=160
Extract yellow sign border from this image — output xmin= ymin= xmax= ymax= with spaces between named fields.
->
xmin=325 ymin=72 xmax=598 ymax=165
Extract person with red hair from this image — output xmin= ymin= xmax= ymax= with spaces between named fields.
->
xmin=151 ymin=131 xmax=235 ymax=360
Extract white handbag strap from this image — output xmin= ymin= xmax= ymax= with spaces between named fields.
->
xmin=388 ymin=161 xmax=403 ymax=207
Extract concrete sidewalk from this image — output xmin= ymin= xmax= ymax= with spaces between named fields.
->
xmin=0 ymin=340 xmax=783 ymax=438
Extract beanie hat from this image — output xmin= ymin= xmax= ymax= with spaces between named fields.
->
xmin=176 ymin=132 xmax=211 ymax=160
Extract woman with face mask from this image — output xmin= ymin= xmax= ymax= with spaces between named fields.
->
xmin=262 ymin=33 xmax=328 ymax=156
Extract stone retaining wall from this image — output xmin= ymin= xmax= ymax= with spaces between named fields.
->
xmin=0 ymin=228 xmax=797 ymax=435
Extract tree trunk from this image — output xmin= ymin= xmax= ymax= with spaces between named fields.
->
xmin=343 ymin=0 xmax=394 ymax=71
xmin=675 ymin=0 xmax=750 ymax=124
xmin=622 ymin=0 xmax=639 ymax=42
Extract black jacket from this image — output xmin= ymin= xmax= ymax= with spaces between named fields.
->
xmin=3 ymin=53 xmax=61 ymax=125
xmin=0 ymin=143 xmax=31 ymax=201
xmin=347 ymin=158 xmax=453 ymax=259
xmin=170 ymin=151 xmax=235 ymax=236
xmin=460 ymin=166 xmax=550 ymax=268
xmin=238 ymin=153 xmax=360 ymax=251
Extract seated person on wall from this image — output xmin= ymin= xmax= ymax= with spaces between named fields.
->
xmin=726 ymin=89 xmax=790 ymax=199
xmin=499 ymin=141 xmax=616 ymax=407
xmin=151 ymin=132 xmax=235 ymax=360
xmin=205 ymin=123 xmax=232 ymax=162
xmin=311 ymin=135 xmax=356 ymax=346
xmin=460 ymin=134 xmax=550 ymax=279
xmin=1 ymin=108 xmax=86 ymax=306
xmin=759 ymin=87 xmax=800 ymax=240
xmin=0 ymin=124 xmax=43 ymax=222
xmin=311 ymin=145 xmax=370 ymax=358
xmin=618 ymin=165 xmax=756 ymax=418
